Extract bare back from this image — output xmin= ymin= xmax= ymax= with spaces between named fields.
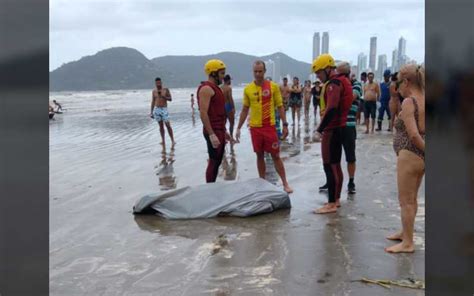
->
xmin=221 ymin=84 xmax=233 ymax=104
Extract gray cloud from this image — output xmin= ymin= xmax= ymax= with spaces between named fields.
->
xmin=50 ymin=0 xmax=424 ymax=70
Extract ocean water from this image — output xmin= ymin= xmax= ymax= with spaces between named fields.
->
xmin=49 ymin=87 xmax=316 ymax=198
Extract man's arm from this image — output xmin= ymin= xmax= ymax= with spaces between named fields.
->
xmin=164 ymin=88 xmax=172 ymax=101
xmin=376 ymin=84 xmax=381 ymax=101
xmin=198 ymin=86 xmax=215 ymax=135
xmin=150 ymin=91 xmax=155 ymax=115
xmin=317 ymin=82 xmax=342 ymax=133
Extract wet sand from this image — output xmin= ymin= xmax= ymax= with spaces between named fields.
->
xmin=50 ymin=89 xmax=425 ymax=295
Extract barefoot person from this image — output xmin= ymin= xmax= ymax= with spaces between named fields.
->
xmin=197 ymin=59 xmax=233 ymax=183
xmin=289 ymin=77 xmax=302 ymax=125
xmin=280 ymin=77 xmax=291 ymax=113
xmin=235 ymin=60 xmax=293 ymax=193
xmin=358 ymin=72 xmax=368 ymax=125
xmin=385 ymin=64 xmax=425 ymax=253
xmin=221 ymin=74 xmax=236 ymax=138
xmin=150 ymin=77 xmax=176 ymax=146
xmin=312 ymin=54 xmax=352 ymax=214
xmin=190 ymin=93 xmax=195 ymax=110
xmin=389 ymin=72 xmax=402 ymax=132
xmin=363 ymin=72 xmax=380 ymax=133
xmin=376 ymin=69 xmax=392 ymax=131
xmin=303 ymin=80 xmax=312 ymax=119
xmin=311 ymin=81 xmax=322 ymax=122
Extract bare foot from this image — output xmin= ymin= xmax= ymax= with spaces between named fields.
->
xmin=325 ymin=200 xmax=341 ymax=208
xmin=384 ymin=242 xmax=415 ymax=253
xmin=283 ymin=185 xmax=293 ymax=194
xmin=364 ymin=130 xmax=369 ymax=134
xmin=386 ymin=231 xmax=403 ymax=241
xmin=314 ymin=204 xmax=338 ymax=214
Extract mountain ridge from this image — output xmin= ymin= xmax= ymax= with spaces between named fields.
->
xmin=50 ymin=47 xmax=312 ymax=91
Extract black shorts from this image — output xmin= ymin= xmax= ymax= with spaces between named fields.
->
xmin=342 ymin=126 xmax=356 ymax=163
xmin=364 ymin=101 xmax=377 ymax=119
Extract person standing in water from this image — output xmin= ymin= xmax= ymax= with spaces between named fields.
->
xmin=235 ymin=60 xmax=293 ymax=193
xmin=190 ymin=93 xmax=195 ymax=110
xmin=289 ymin=77 xmax=302 ymax=126
xmin=280 ymin=77 xmax=291 ymax=113
xmin=311 ymin=81 xmax=322 ymax=122
xmin=303 ymin=80 xmax=312 ymax=119
xmin=150 ymin=77 xmax=176 ymax=147
xmin=221 ymin=74 xmax=236 ymax=138
xmin=197 ymin=59 xmax=233 ymax=183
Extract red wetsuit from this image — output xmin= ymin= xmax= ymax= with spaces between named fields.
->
xmin=318 ymin=73 xmax=353 ymax=203
xmin=197 ymin=81 xmax=227 ymax=183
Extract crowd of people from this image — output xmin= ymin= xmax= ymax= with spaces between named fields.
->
xmin=148 ymin=54 xmax=425 ymax=254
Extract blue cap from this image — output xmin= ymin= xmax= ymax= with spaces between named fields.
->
xmin=383 ymin=69 xmax=391 ymax=77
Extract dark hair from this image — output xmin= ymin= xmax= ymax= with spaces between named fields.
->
xmin=191 ymin=93 xmax=194 ymax=96
xmin=391 ymin=72 xmax=398 ymax=82
xmin=361 ymin=72 xmax=367 ymax=77
xmin=155 ymin=77 xmax=161 ymax=81
xmin=224 ymin=74 xmax=231 ymax=82
xmin=368 ymin=72 xmax=374 ymax=76
xmin=283 ymin=77 xmax=288 ymax=81
xmin=293 ymin=77 xmax=299 ymax=80
xmin=253 ymin=60 xmax=266 ymax=70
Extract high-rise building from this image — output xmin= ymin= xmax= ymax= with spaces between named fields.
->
xmin=377 ymin=54 xmax=387 ymax=81
xmin=392 ymin=49 xmax=399 ymax=72
xmin=398 ymin=37 xmax=406 ymax=62
xmin=369 ymin=36 xmax=377 ymax=72
xmin=351 ymin=65 xmax=358 ymax=77
xmin=357 ymin=52 xmax=367 ymax=76
xmin=312 ymin=32 xmax=320 ymax=60
xmin=322 ymin=32 xmax=329 ymax=54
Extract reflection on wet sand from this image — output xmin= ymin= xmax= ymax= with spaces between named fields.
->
xmin=220 ymin=144 xmax=238 ymax=181
xmin=191 ymin=109 xmax=196 ymax=128
xmin=155 ymin=146 xmax=177 ymax=190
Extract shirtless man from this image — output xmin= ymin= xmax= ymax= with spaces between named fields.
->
xmin=289 ymin=77 xmax=302 ymax=125
xmin=280 ymin=77 xmax=291 ymax=113
xmin=303 ymin=80 xmax=312 ymax=119
xmin=221 ymin=74 xmax=236 ymax=138
xmin=363 ymin=72 xmax=380 ymax=133
xmin=150 ymin=77 xmax=176 ymax=146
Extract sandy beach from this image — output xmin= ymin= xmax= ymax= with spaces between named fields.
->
xmin=50 ymin=88 xmax=425 ymax=295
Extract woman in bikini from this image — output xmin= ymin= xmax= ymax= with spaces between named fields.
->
xmin=385 ymin=64 xmax=425 ymax=253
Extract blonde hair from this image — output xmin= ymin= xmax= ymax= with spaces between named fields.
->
xmin=399 ymin=63 xmax=425 ymax=91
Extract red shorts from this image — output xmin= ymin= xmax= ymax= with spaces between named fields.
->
xmin=250 ymin=126 xmax=280 ymax=155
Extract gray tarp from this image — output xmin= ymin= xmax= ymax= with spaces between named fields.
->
xmin=133 ymin=178 xmax=291 ymax=219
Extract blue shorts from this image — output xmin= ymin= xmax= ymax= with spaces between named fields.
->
xmin=225 ymin=102 xmax=234 ymax=114
xmin=153 ymin=107 xmax=170 ymax=123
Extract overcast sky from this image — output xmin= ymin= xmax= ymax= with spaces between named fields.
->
xmin=50 ymin=0 xmax=424 ymax=71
